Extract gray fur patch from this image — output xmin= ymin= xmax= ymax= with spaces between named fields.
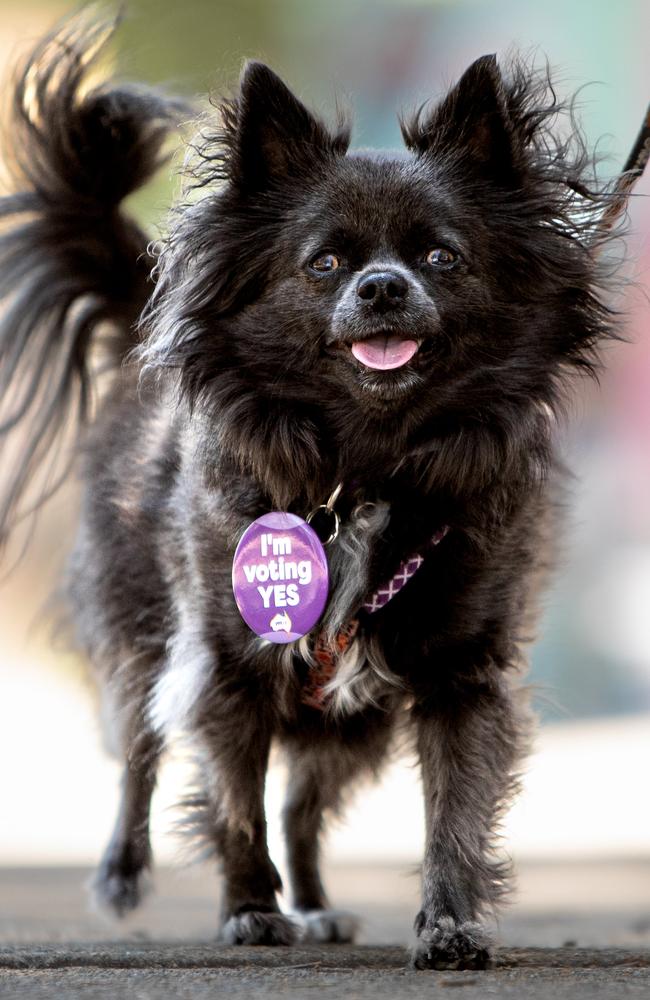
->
xmin=320 ymin=501 xmax=390 ymax=637
xmin=411 ymin=916 xmax=493 ymax=970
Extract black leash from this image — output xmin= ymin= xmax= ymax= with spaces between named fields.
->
xmin=600 ymin=103 xmax=650 ymax=232
xmin=621 ymin=104 xmax=650 ymax=181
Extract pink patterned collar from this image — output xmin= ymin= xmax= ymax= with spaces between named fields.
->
xmin=362 ymin=525 xmax=449 ymax=614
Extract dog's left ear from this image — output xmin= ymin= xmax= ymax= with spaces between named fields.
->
xmin=226 ymin=61 xmax=350 ymax=190
xmin=401 ymin=55 xmax=524 ymax=184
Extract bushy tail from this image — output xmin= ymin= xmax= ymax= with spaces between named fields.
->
xmin=0 ymin=10 xmax=188 ymax=546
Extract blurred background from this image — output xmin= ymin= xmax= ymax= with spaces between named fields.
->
xmin=0 ymin=0 xmax=649 ymax=945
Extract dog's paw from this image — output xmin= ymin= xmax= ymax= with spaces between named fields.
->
xmin=220 ymin=911 xmax=300 ymax=946
xmin=89 ymin=862 xmax=151 ymax=918
xmin=411 ymin=915 xmax=492 ymax=970
xmin=298 ymin=908 xmax=360 ymax=944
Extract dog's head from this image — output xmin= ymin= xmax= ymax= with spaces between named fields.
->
xmin=141 ymin=57 xmax=616 ymax=501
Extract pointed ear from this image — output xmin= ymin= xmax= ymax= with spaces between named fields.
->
xmin=228 ymin=61 xmax=350 ymax=189
xmin=401 ymin=55 xmax=523 ymax=184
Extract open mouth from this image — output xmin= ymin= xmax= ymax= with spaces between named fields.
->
xmin=350 ymin=333 xmax=421 ymax=371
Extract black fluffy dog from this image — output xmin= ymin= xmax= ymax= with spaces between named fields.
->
xmin=0 ymin=12 xmax=626 ymax=969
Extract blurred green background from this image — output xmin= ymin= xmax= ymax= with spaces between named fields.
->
xmin=0 ymin=0 xmax=648 ymax=865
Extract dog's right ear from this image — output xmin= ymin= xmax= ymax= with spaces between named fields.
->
xmin=224 ymin=61 xmax=350 ymax=190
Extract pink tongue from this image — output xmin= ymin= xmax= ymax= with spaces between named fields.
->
xmin=351 ymin=334 xmax=419 ymax=370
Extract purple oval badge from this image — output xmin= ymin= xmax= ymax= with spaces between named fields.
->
xmin=232 ymin=512 xmax=329 ymax=644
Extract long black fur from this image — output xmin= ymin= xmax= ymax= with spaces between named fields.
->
xmin=0 ymin=12 xmax=628 ymax=968
xmin=0 ymin=11 xmax=188 ymax=542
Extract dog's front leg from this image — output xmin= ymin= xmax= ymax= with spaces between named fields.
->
xmin=194 ymin=695 xmax=298 ymax=946
xmin=411 ymin=670 xmax=526 ymax=970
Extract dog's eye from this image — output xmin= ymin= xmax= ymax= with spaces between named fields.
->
xmin=425 ymin=247 xmax=458 ymax=268
xmin=309 ymin=253 xmax=340 ymax=273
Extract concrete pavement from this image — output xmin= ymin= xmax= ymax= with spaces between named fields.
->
xmin=1 ymin=862 xmax=649 ymax=998
xmin=2 ymin=943 xmax=650 ymax=1000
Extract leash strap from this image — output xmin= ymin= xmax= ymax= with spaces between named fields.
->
xmin=301 ymin=619 xmax=360 ymax=710
xmin=621 ymin=104 xmax=650 ymax=180
xmin=599 ymin=103 xmax=649 ymax=233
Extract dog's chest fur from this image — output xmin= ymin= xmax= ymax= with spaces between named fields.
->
xmin=149 ymin=486 xmax=406 ymax=735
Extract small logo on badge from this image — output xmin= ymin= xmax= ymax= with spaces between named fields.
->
xmin=270 ymin=611 xmax=292 ymax=634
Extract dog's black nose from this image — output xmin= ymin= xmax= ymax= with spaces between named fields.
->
xmin=357 ymin=270 xmax=408 ymax=305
